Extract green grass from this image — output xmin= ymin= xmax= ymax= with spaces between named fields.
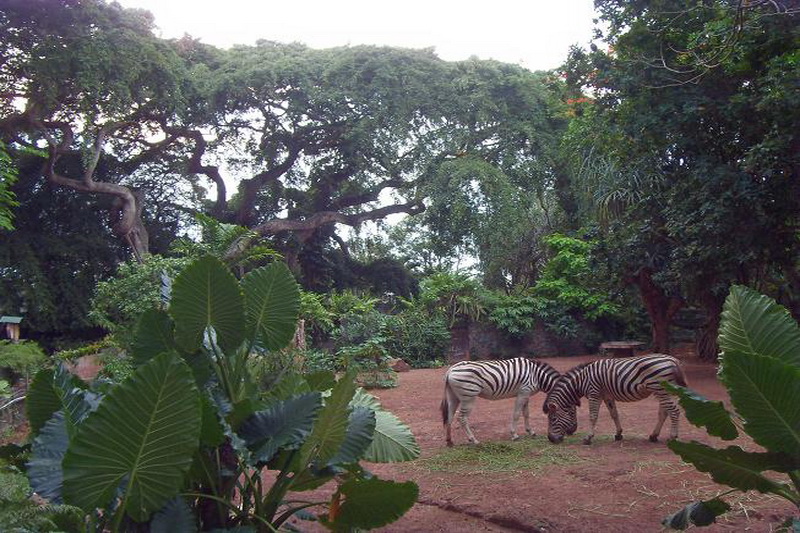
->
xmin=414 ymin=438 xmax=582 ymax=475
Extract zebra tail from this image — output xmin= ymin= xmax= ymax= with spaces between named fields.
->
xmin=673 ymin=363 xmax=688 ymax=388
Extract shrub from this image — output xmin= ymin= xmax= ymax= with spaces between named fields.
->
xmin=0 ymin=340 xmax=47 ymax=384
xmin=383 ymin=309 xmax=450 ymax=368
xmin=662 ymin=285 xmax=799 ymax=530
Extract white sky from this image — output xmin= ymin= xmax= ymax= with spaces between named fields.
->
xmin=116 ymin=0 xmax=598 ymax=72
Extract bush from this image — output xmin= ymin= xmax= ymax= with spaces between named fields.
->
xmin=383 ymin=309 xmax=450 ymax=368
xmin=0 ymin=340 xmax=46 ymax=384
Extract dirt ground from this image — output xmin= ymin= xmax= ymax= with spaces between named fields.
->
xmin=359 ymin=348 xmax=797 ymax=533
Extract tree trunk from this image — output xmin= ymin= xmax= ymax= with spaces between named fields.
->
xmin=632 ymin=268 xmax=683 ymax=353
xmin=696 ymin=291 xmax=723 ymax=362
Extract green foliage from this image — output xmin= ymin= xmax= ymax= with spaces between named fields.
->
xmin=564 ymin=0 xmax=800 ymax=358
xmin=0 ymin=141 xmax=19 ymax=231
xmin=89 ymin=255 xmax=190 ymax=343
xmin=0 ymin=465 xmax=84 ymax=533
xmin=26 ymin=256 xmax=419 ymax=529
xmin=170 ymin=213 xmax=282 ymax=272
xmin=665 ymin=286 xmax=800 ymax=528
xmin=382 ymin=307 xmax=450 ymax=368
xmin=0 ymin=340 xmax=47 ymax=382
xmin=418 ymin=271 xmax=489 ymax=327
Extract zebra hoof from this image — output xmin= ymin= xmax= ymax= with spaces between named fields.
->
xmin=648 ymin=435 xmax=659 ymax=443
xmin=582 ymin=437 xmax=593 ymax=445
xmin=615 ymin=433 xmax=623 ymax=441
xmin=511 ymin=434 xmax=520 ymax=441
xmin=446 ymin=440 xmax=454 ymax=447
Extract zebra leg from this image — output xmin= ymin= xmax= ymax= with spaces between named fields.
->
xmin=457 ymin=396 xmax=480 ymax=445
xmin=583 ymin=396 xmax=601 ymax=445
xmin=667 ymin=397 xmax=680 ymax=440
xmin=605 ymin=399 xmax=623 ymax=441
xmin=522 ymin=395 xmax=534 ymax=437
xmin=444 ymin=385 xmax=461 ymax=447
xmin=511 ymin=391 xmax=532 ymax=440
xmin=649 ymin=392 xmax=670 ymax=442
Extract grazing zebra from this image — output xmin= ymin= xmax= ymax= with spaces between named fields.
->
xmin=543 ymin=354 xmax=687 ymax=445
xmin=441 ymin=357 xmax=563 ymax=446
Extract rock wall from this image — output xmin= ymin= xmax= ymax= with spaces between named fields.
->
xmin=447 ymin=321 xmax=593 ymax=362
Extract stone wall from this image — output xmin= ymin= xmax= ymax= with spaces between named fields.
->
xmin=447 ymin=321 xmax=595 ymax=362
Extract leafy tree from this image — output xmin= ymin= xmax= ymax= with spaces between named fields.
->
xmin=23 ymin=256 xmax=420 ymax=530
xmin=0 ymin=0 xmax=198 ymax=262
xmin=662 ymin=285 xmax=799 ymax=529
xmin=563 ymin=0 xmax=800 ymax=357
xmin=0 ymin=160 xmax=127 ymax=346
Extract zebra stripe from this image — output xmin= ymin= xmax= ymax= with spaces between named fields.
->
xmin=544 ymin=354 xmax=687 ymax=445
xmin=441 ymin=358 xmax=561 ymax=446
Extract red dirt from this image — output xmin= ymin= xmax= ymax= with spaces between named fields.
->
xmin=358 ymin=349 xmax=796 ymax=532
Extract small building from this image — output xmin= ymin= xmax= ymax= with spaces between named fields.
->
xmin=0 ymin=316 xmax=23 ymax=342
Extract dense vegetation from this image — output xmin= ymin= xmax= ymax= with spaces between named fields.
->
xmin=0 ymin=0 xmax=797 ymax=529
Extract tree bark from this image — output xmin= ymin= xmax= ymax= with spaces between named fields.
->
xmin=631 ymin=268 xmax=683 ymax=353
xmin=41 ymin=121 xmax=151 ymax=262
xmin=696 ymin=290 xmax=723 ymax=362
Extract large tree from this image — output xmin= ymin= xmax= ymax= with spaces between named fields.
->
xmin=564 ymin=0 xmax=800 ymax=357
xmin=1 ymin=0 xmax=570 ymax=290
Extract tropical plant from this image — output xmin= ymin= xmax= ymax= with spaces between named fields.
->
xmin=23 ymin=255 xmax=419 ymax=530
xmin=662 ymin=285 xmax=799 ymax=530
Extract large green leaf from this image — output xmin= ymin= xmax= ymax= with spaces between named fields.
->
xmin=241 ymin=262 xmax=300 ymax=351
xmin=719 ymin=285 xmax=800 ymax=366
xmin=668 ymin=441 xmax=795 ymax=498
xmin=131 ymin=309 xmax=175 ymax=366
xmin=62 ymin=352 xmax=201 ymax=522
xmin=299 ymin=372 xmax=357 ymax=467
xmin=28 ymin=411 xmax=69 ymax=503
xmin=170 ymin=256 xmax=245 ymax=354
xmin=330 ymin=477 xmax=418 ymax=531
xmin=719 ymin=351 xmax=800 ymax=457
xmin=329 ymin=407 xmax=376 ymax=465
xmin=26 ymin=369 xmax=60 ymax=438
xmin=26 ymin=365 xmax=97 ymax=439
xmin=662 ymin=382 xmax=738 ymax=440
xmin=350 ymin=389 xmax=420 ymax=463
xmin=151 ymin=497 xmax=197 ymax=533
xmin=238 ymin=392 xmax=322 ymax=463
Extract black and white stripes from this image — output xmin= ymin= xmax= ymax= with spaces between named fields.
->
xmin=543 ymin=354 xmax=687 ymax=445
xmin=441 ymin=357 xmax=562 ymax=446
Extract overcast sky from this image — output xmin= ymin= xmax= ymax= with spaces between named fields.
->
xmin=116 ymin=0 xmax=598 ymax=72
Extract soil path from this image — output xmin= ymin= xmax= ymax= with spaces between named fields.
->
xmin=353 ymin=351 xmax=795 ymax=532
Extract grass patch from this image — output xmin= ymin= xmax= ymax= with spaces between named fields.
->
xmin=414 ymin=439 xmax=581 ymax=475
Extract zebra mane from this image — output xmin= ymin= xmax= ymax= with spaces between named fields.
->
xmin=562 ymin=361 xmax=591 ymax=379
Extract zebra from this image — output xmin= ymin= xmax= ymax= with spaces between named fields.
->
xmin=543 ymin=353 xmax=688 ymax=445
xmin=441 ymin=357 xmax=564 ymax=446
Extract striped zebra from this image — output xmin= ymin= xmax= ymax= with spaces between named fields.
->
xmin=543 ymin=354 xmax=687 ymax=445
xmin=441 ymin=357 xmax=563 ymax=446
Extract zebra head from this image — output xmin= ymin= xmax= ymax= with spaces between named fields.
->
xmin=543 ymin=376 xmax=579 ymax=443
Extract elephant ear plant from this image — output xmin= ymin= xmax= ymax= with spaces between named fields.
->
xmin=23 ymin=256 xmax=420 ymax=531
xmin=662 ymin=285 xmax=800 ymax=530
